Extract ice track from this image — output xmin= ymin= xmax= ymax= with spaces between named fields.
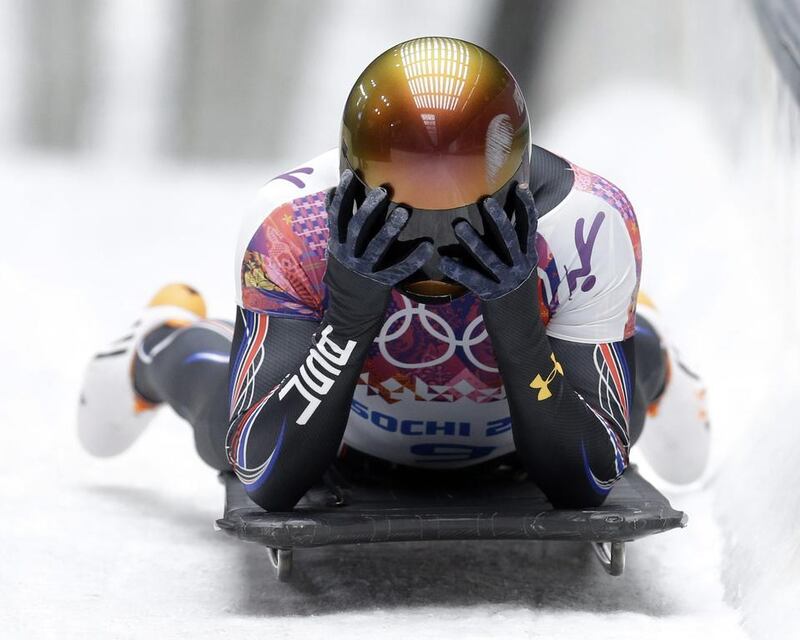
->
xmin=0 ymin=154 xmax=747 ymax=639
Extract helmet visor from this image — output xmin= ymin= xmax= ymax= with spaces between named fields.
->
xmin=342 ymin=37 xmax=530 ymax=211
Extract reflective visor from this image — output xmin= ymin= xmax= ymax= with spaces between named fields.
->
xmin=341 ymin=37 xmax=530 ymax=211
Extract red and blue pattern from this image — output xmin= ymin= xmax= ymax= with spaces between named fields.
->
xmin=228 ymin=308 xmax=269 ymax=421
xmin=227 ymin=395 xmax=286 ymax=492
xmin=580 ymin=341 xmax=633 ymax=493
xmin=596 ymin=342 xmax=632 ymax=425
xmin=226 ymin=307 xmax=286 ymax=492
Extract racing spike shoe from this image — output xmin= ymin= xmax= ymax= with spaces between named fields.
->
xmin=77 ymin=284 xmax=206 ymax=457
xmin=634 ymin=294 xmax=711 ymax=485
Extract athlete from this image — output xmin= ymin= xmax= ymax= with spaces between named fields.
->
xmin=78 ymin=37 xmax=710 ymax=512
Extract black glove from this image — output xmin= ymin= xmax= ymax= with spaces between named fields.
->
xmin=438 ymin=185 xmax=538 ymax=300
xmin=326 ymin=170 xmax=433 ymax=288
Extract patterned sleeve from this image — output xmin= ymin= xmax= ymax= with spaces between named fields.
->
xmin=537 ymin=164 xmax=642 ymax=343
xmin=235 ymin=150 xmax=338 ymax=321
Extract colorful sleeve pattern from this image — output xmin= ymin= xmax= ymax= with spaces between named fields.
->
xmin=240 ymin=191 xmax=330 ymax=320
xmin=571 ymin=165 xmax=642 ymax=339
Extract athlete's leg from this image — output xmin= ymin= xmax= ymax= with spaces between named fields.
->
xmin=78 ymin=284 xmax=209 ymax=458
xmin=134 ymin=320 xmax=233 ymax=470
xmin=631 ymin=300 xmax=711 ymax=484
xmin=629 ymin=313 xmax=667 ymax=446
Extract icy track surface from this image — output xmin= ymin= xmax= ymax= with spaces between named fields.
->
xmin=0 ymin=148 xmax=747 ymax=640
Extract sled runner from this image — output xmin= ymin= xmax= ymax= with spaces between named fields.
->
xmin=215 ymin=464 xmax=686 ymax=581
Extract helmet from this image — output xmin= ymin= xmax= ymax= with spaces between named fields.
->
xmin=341 ymin=36 xmax=531 ymax=303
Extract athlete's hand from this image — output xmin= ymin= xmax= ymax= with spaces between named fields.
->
xmin=439 ymin=185 xmax=538 ymax=300
xmin=326 ymin=170 xmax=433 ymax=288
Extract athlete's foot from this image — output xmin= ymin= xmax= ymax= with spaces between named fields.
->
xmin=634 ymin=295 xmax=711 ymax=485
xmin=77 ymin=284 xmax=206 ymax=457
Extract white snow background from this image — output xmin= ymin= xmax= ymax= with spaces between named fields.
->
xmin=1 ymin=1 xmax=797 ymax=638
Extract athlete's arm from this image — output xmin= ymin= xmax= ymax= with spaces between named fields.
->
xmin=227 ymin=171 xmax=432 ymax=511
xmin=439 ymin=186 xmax=632 ymax=508
xmin=226 ymin=287 xmax=378 ymax=512
xmin=481 ymin=279 xmax=633 ymax=508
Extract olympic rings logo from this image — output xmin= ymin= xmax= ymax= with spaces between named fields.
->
xmin=374 ymin=297 xmax=498 ymax=373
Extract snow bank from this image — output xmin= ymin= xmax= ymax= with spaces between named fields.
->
xmin=533 ymin=2 xmax=800 ymax=637
xmin=691 ymin=6 xmax=800 ymax=638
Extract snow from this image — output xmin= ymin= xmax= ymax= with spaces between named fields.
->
xmin=0 ymin=152 xmax=748 ymax=639
xmin=538 ymin=81 xmax=800 ymax=640
xmin=533 ymin=3 xmax=800 ymax=637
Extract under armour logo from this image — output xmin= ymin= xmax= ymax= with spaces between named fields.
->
xmin=529 ymin=353 xmax=564 ymax=401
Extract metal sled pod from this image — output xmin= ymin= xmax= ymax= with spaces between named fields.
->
xmin=216 ymin=467 xmax=687 ymax=581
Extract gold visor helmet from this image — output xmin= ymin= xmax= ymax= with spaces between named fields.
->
xmin=341 ymin=37 xmax=531 ymax=303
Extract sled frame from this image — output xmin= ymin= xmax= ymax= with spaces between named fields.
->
xmin=216 ymin=467 xmax=687 ymax=581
